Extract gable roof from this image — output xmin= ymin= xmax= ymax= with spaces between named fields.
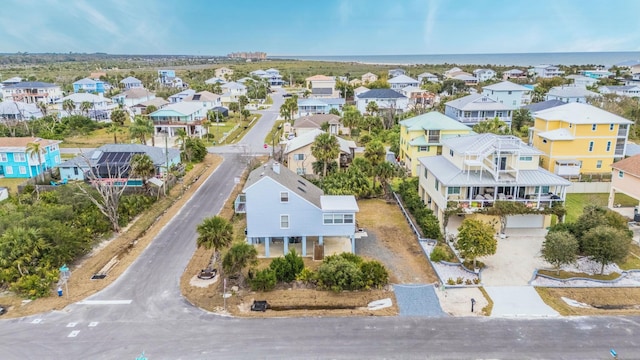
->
xmin=362 ymin=72 xmax=377 ymax=78
xmin=0 ymin=137 xmax=61 ymax=151
xmin=150 ymin=101 xmax=202 ymax=116
xmin=133 ymin=97 xmax=168 ymax=108
xmin=399 ymin=111 xmax=472 ymax=131
xmin=600 ymin=85 xmax=640 ymax=92
xmin=243 ymin=159 xmax=325 ymax=208
xmin=311 ymin=88 xmax=333 ymax=95
xmin=61 ymin=93 xmax=110 ymax=103
xmin=74 ymin=78 xmax=99 ymax=85
xmin=184 ymin=91 xmax=220 ymax=102
xmin=445 ymin=93 xmax=512 ymax=111
xmin=294 ymin=114 xmax=341 ymax=129
xmin=523 ymin=99 xmax=565 ymax=113
xmin=168 ymin=89 xmax=196 ymax=99
xmin=221 ymin=81 xmax=246 ymax=90
xmin=453 ymin=74 xmax=477 ymax=81
xmin=283 ymin=129 xmax=356 ymax=154
xmin=388 ymin=74 xmax=418 ymax=84
xmin=205 ymin=77 xmax=226 ymax=84
xmin=482 ymin=81 xmax=530 ymax=92
xmin=4 ymin=81 xmax=58 ymax=89
xmin=306 ymin=75 xmax=334 ymax=81
xmin=612 ymin=155 xmax=640 ymax=176
xmin=120 ymin=76 xmax=142 ymax=84
xmin=547 ymin=85 xmax=599 ymax=98
xmin=357 ymin=89 xmax=406 ymax=99
xmin=534 ymin=102 xmax=633 ymax=124
xmin=443 ymin=133 xmax=543 ymax=156
xmin=58 ymin=144 xmax=179 ymax=169
xmin=418 ymin=72 xmax=437 ymax=77
xmin=115 ymin=88 xmax=154 ymax=99
xmin=0 ymin=101 xmax=43 ymax=118
xmin=354 ymin=86 xmax=369 ymax=94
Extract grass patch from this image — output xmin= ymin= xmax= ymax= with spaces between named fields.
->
xmin=478 ymin=287 xmax=493 ymax=316
xmin=618 ymin=243 xmax=640 ymax=270
xmin=61 ymin=125 xmax=132 ymax=148
xmin=564 ymin=193 xmax=637 ymax=222
xmin=219 ymin=113 xmax=262 ymax=145
xmin=264 ymin=120 xmax=285 ymax=145
xmin=536 ymin=287 xmax=640 ymax=316
xmin=537 ymin=269 xmax=620 ymax=281
xmin=0 ymin=178 xmax=27 ymax=196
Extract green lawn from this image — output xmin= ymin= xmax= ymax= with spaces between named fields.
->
xmin=0 ymin=178 xmax=27 ymax=196
xmin=564 ymin=193 xmax=638 ymax=222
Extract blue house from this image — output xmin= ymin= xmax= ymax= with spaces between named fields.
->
xmin=57 ymin=144 xmax=180 ymax=182
xmin=120 ymin=76 xmax=143 ymax=90
xmin=73 ymin=78 xmax=106 ymax=94
xmin=235 ymin=160 xmax=359 ymax=258
xmin=297 ymin=98 xmax=345 ymax=116
xmin=0 ymin=137 xmax=62 ymax=179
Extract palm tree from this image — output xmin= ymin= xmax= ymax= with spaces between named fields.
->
xmin=129 ymin=115 xmax=154 ymax=145
xmin=129 ymin=154 xmax=156 ymax=192
xmin=62 ymin=99 xmax=75 ymax=116
xmin=80 ymin=101 xmax=93 ymax=117
xmin=110 ymin=108 xmax=128 ymax=125
xmin=106 ymin=123 xmax=124 ymax=143
xmin=375 ymin=161 xmax=395 ymax=198
xmin=222 ymin=242 xmax=257 ymax=282
xmin=311 ymin=133 xmax=340 ymax=177
xmin=365 ymin=140 xmax=386 ymax=188
xmin=175 ymin=128 xmax=188 ymax=151
xmin=196 ymin=216 xmax=233 ymax=262
xmin=366 ymin=101 xmax=379 ymax=116
xmin=25 ymin=141 xmax=45 ymax=183
xmin=472 ymin=117 xmax=509 ymax=135
xmin=36 ymin=102 xmax=48 ymax=117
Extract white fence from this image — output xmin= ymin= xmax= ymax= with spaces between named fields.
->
xmin=566 ymin=182 xmax=611 ymax=194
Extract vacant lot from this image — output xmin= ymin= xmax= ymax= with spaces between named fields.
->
xmin=536 ymin=287 xmax=640 ymax=316
xmin=565 ymin=193 xmax=637 ymax=222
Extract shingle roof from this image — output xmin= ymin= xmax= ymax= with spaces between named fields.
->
xmin=184 ymin=91 xmax=220 ymax=102
xmin=400 ymin=111 xmax=472 ymax=131
xmin=221 ymin=82 xmax=246 ymax=90
xmin=388 ymin=75 xmax=418 ymax=84
xmin=4 ymin=81 xmax=58 ymax=89
xmin=134 ymin=97 xmax=168 ymax=108
xmin=243 ymin=159 xmax=325 ymax=208
xmin=283 ymin=129 xmax=355 ymax=154
xmin=73 ymin=78 xmax=98 ymax=85
xmin=453 ymin=74 xmax=477 ymax=81
xmin=0 ymin=101 xmax=43 ymax=117
xmin=523 ymin=100 xmax=566 ymax=113
xmin=0 ymin=137 xmax=61 ymax=150
xmin=600 ymin=85 xmax=640 ymax=91
xmin=445 ymin=94 xmax=511 ymax=111
xmin=151 ymin=101 xmax=202 ymax=116
xmin=534 ymin=102 xmax=633 ymax=124
xmin=611 ymin=155 xmax=640 ymax=177
xmin=116 ymin=88 xmax=154 ymax=99
xmin=311 ymin=88 xmax=333 ymax=95
xmin=306 ymin=75 xmax=334 ymax=81
xmin=354 ymin=86 xmax=369 ymax=94
xmin=547 ymin=86 xmax=599 ymax=98
xmin=294 ymin=114 xmax=341 ymax=128
xmin=120 ymin=76 xmax=141 ymax=84
xmin=58 ymin=144 xmax=179 ymax=168
xmin=357 ymin=89 xmax=406 ymax=99
xmin=61 ymin=93 xmax=110 ymax=103
xmin=482 ymin=81 xmax=530 ymax=92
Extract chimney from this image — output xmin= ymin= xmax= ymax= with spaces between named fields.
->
xmin=272 ymin=162 xmax=280 ymax=174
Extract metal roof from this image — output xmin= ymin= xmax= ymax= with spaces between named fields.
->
xmin=357 ymin=89 xmax=406 ymax=99
xmin=538 ymin=128 xmax=576 ymax=141
xmin=443 ymin=133 xmax=543 ymax=155
xmin=400 ymin=111 xmax=472 ymax=131
xmin=445 ymin=93 xmax=512 ymax=111
xmin=482 ymin=81 xmax=530 ymax=92
xmin=534 ymin=102 xmax=633 ymax=124
xmin=320 ymin=195 xmax=359 ymax=212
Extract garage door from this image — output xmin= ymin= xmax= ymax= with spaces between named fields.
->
xmin=506 ymin=214 xmax=544 ymax=228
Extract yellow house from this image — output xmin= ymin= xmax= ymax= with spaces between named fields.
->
xmin=530 ymin=102 xmax=633 ymax=176
xmin=609 ymin=155 xmax=640 ymax=208
xmin=399 ymin=111 xmax=473 ymax=176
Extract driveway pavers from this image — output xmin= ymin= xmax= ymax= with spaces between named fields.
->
xmin=393 ymin=284 xmax=446 ymax=317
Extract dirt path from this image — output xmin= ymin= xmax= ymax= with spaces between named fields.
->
xmin=1 ymin=154 xmax=222 ymax=318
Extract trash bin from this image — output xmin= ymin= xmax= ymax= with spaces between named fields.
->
xmin=634 ymin=207 xmax=640 ymax=222
xmin=57 ymin=287 xmax=63 ymax=297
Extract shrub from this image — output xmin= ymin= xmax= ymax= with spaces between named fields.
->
xmin=473 ymin=278 xmax=480 ymax=284
xmin=360 ymin=260 xmax=389 ymax=289
xmin=446 ymin=278 xmax=456 ymax=285
xmin=269 ymin=249 xmax=304 ymax=283
xmin=430 ymin=247 xmax=448 ymax=262
xmin=250 ymin=268 xmax=277 ymax=291
xmin=456 ymin=277 xmax=464 ymax=284
xmin=296 ymin=268 xmax=318 ymax=284
xmin=465 ymin=279 xmax=472 ymax=285
xmin=316 ymin=256 xmax=363 ymax=292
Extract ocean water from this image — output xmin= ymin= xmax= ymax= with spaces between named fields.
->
xmin=270 ymin=52 xmax=640 ymax=67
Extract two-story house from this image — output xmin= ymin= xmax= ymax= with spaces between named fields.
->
xmin=168 ymin=89 xmax=196 ymax=103
xmin=566 ymin=75 xmax=599 ymax=88
xmin=158 ymin=70 xmax=177 ymax=86
xmin=598 ymin=85 xmax=640 ymax=98
xmin=417 ymin=133 xmax=571 ymax=229
xmin=297 ymin=98 xmax=345 ymax=116
xmin=283 ymin=129 xmax=356 ymax=176
xmin=120 ymin=76 xmax=143 ymax=90
xmin=205 ymin=77 xmax=226 ymax=85
xmin=112 ymin=88 xmax=155 ymax=107
xmin=388 ymin=69 xmax=406 ymax=78
xmin=355 ymin=89 xmax=409 ymax=114
xmin=361 ymin=72 xmax=378 ymax=83
xmin=149 ymin=101 xmax=207 ymax=137
xmin=502 ymin=69 xmax=526 ymax=80
xmin=293 ymin=114 xmax=349 ymax=137
xmin=444 ymin=94 xmax=513 ymax=127
xmin=56 ymin=93 xmax=117 ymax=121
xmin=473 ymin=69 xmax=497 ymax=82
xmin=481 ymin=81 xmax=531 ymax=108
xmin=220 ymin=82 xmax=247 ymax=103
xmin=530 ymin=102 xmax=633 ymax=176
xmin=1 ymin=81 xmax=63 ymax=104
xmin=305 ymin=75 xmax=338 ymax=98
xmin=263 ymin=68 xmax=285 ymax=87
xmin=388 ymin=75 xmax=419 ymax=90
xmin=183 ymin=91 xmax=222 ymax=111
xmin=73 ymin=78 xmax=107 ymax=94
xmin=399 ymin=111 xmax=473 ymax=176
xmin=609 ymin=155 xmax=640 ymax=209
xmin=530 ymin=65 xmax=564 ymax=78
xmin=0 ymin=137 xmax=61 ymax=179
xmin=0 ymin=101 xmax=43 ymax=120
xmin=545 ymin=85 xmax=599 ymax=103
xmin=235 ymin=160 xmax=359 ymax=258
xmin=418 ymin=72 xmax=439 ymax=84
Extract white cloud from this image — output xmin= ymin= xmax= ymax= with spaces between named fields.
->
xmin=422 ymin=0 xmax=439 ymax=49
xmin=337 ymin=0 xmax=352 ymax=25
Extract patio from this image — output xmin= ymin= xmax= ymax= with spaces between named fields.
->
xmin=253 ymin=236 xmax=352 ymax=258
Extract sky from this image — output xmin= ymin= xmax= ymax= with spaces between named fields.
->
xmin=3 ymin=0 xmax=640 ymax=56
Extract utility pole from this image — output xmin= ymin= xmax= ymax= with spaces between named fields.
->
xmin=164 ymin=133 xmax=168 ymax=196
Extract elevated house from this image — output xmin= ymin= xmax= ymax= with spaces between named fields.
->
xmin=131 ymin=97 xmax=169 ymax=116
xmin=283 ymin=129 xmax=356 ymax=176
xmin=183 ymin=91 xmax=222 ymax=111
xmin=530 ymin=65 xmax=564 ymax=78
xmin=58 ymin=144 xmax=180 ymax=183
xmin=530 ymin=102 xmax=632 ymax=176
xmin=148 ymin=102 xmax=207 ymax=137
xmin=473 ymin=69 xmax=497 ymax=82
xmin=297 ymin=98 xmax=345 ymax=116
xmin=120 ymin=76 xmax=143 ymax=90
xmin=545 ymin=85 xmax=599 ymax=103
xmin=361 ymin=72 xmax=378 ymax=83
xmin=388 ymin=69 xmax=406 ymax=78
xmin=1 ymin=81 xmax=63 ymax=104
xmin=598 ymin=85 xmax=640 ymax=98
xmin=112 ymin=88 xmax=156 ymax=107
xmin=388 ymin=75 xmax=419 ymax=90
xmin=398 ymin=112 xmax=473 ymax=176
xmin=355 ymin=89 xmax=409 ymax=114
xmin=220 ymin=82 xmax=247 ymax=103
xmin=502 ymin=69 xmax=526 ymax=80
xmin=56 ymin=93 xmax=117 ymax=121
xmin=418 ymin=72 xmax=439 ymax=83
xmin=566 ymin=75 xmax=599 ymax=88
xmin=417 ymin=133 xmax=571 ymax=229
xmin=168 ymin=89 xmax=196 ymax=103
xmin=0 ymin=101 xmax=43 ymax=120
xmin=481 ymin=81 xmax=532 ymax=108
xmin=73 ymin=78 xmax=107 ymax=94
xmin=444 ymin=93 xmax=513 ymax=127
xmin=452 ymin=74 xmax=478 ymax=86
xmin=305 ymin=75 xmax=337 ymax=98
xmin=0 ymin=137 xmax=61 ymax=179
xmin=234 ymin=160 xmax=359 ymax=258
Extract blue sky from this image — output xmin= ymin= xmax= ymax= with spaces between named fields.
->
xmin=3 ymin=0 xmax=640 ymax=56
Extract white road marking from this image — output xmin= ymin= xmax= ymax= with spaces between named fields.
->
xmin=66 ymin=322 xmax=77 ymax=327
xmin=31 ymin=318 xmax=42 ymax=324
xmin=68 ymin=330 xmax=80 ymax=338
xmin=77 ymin=300 xmax=132 ymax=305
xmin=89 ymin=322 xmax=99 ymax=327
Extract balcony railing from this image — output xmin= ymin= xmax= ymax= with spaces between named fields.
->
xmin=448 ymin=195 xmax=563 ymax=212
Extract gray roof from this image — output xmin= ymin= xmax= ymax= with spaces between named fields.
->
xmin=443 ymin=133 xmax=543 ymax=156
xmin=482 ymin=81 xmax=530 ymax=92
xmin=600 ymin=85 xmax=640 ymax=91
xmin=58 ymin=144 xmax=179 ymax=169
xmin=547 ymin=86 xmax=599 ymax=98
xmin=283 ymin=129 xmax=356 ymax=154
xmin=357 ymin=89 xmax=406 ymax=99
xmin=243 ymin=159 xmax=325 ymax=208
xmin=419 ymin=156 xmax=571 ymax=187
xmin=311 ymin=87 xmax=333 ymax=95
xmin=120 ymin=76 xmax=142 ymax=84
xmin=626 ymin=143 xmax=640 ymax=156
xmin=294 ymin=114 xmax=341 ymax=128
xmin=4 ymin=81 xmax=58 ymax=89
xmin=388 ymin=75 xmax=418 ymax=84
xmin=523 ymin=100 xmax=566 ymax=113
xmin=445 ymin=93 xmax=512 ymax=111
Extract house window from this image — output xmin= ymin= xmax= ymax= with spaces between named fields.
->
xmin=588 ymin=141 xmax=594 ymax=152
xmin=519 ymin=156 xmax=533 ymax=161
xmin=596 ymin=160 xmax=602 ymax=169
xmin=610 ymin=124 xmax=614 ymax=131
xmin=543 ymin=139 xmax=547 ymax=143
xmin=19 ymin=166 xmax=26 ymax=174
xmin=293 ymin=154 xmax=305 ymax=161
xmin=427 ymin=130 xmax=440 ymax=143
xmin=619 ymin=170 xmax=624 ymax=178
xmin=280 ymin=192 xmax=289 ymax=203
xmin=418 ymin=146 xmax=429 ymax=152
xmin=0 ymin=153 xmax=6 ymax=162
xmin=435 ymin=179 xmax=439 ymax=191
xmin=73 ymin=167 xmax=79 ymax=175
xmin=323 ymin=213 xmax=354 ymax=225
xmin=592 ymin=124 xmax=597 ymax=131
xmin=464 ymin=111 xmax=472 ymax=118
xmin=606 ymin=141 xmax=611 ymax=152
xmin=496 ymin=111 xmax=503 ymax=117
xmin=14 ymin=153 xmax=26 ymax=162
xmin=449 ymin=149 xmax=454 ymax=156
xmin=296 ymin=168 xmax=305 ymax=175
xmin=508 ymin=91 xmax=512 ymax=95
xmin=534 ymin=186 xmax=550 ymax=194
xmin=447 ymin=187 xmax=461 ymax=195
xmin=280 ymin=214 xmax=289 ymax=229
xmin=423 ymin=168 xmax=428 ymax=179
xmin=5 ymin=166 xmax=13 ymax=174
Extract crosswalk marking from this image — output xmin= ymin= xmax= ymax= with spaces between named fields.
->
xmin=68 ymin=330 xmax=80 ymax=338
xmin=66 ymin=322 xmax=77 ymax=327
xmin=89 ymin=322 xmax=99 ymax=327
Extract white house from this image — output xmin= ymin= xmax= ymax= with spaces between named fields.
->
xmin=452 ymin=74 xmax=478 ymax=86
xmin=545 ymin=85 xmax=600 ymax=103
xmin=2 ymin=81 xmax=63 ymax=104
xmin=417 ymin=72 xmax=439 ymax=83
xmin=481 ymin=81 xmax=531 ymax=108
xmin=0 ymin=101 xmax=43 ymax=120
xmin=220 ymin=82 xmax=247 ymax=103
xmin=148 ymin=101 xmax=207 ymax=137
xmin=444 ymin=93 xmax=513 ymax=126
xmin=112 ymin=88 xmax=155 ymax=107
xmin=388 ymin=75 xmax=419 ymax=90
xmin=361 ymin=72 xmax=378 ymax=83
xmin=388 ymin=69 xmax=406 ymax=78
xmin=566 ymin=75 xmax=599 ymax=88
xmin=168 ymin=89 xmax=196 ymax=103
xmin=502 ymin=69 xmax=526 ymax=80
xmin=353 ymin=86 xmax=369 ymax=97
xmin=355 ymin=89 xmax=409 ymax=114
xmin=598 ymin=85 xmax=640 ymax=98
xmin=120 ymin=76 xmax=143 ymax=90
xmin=473 ymin=69 xmax=497 ymax=82
xmin=531 ymin=65 xmax=564 ymax=78
xmin=56 ymin=93 xmax=117 ymax=121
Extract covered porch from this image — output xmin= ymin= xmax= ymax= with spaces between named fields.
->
xmin=249 ymin=235 xmax=354 ymax=258
xmin=446 ymin=184 xmax=566 ymax=212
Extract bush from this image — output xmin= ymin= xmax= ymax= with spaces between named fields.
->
xmin=296 ymin=268 xmax=318 ymax=284
xmin=360 ymin=260 xmax=389 ymax=289
xmin=250 ymin=268 xmax=277 ymax=291
xmin=430 ymin=247 xmax=448 ymax=262
xmin=316 ymin=256 xmax=363 ymax=292
xmin=269 ymin=248 xmax=304 ymax=283
xmin=446 ymin=278 xmax=456 ymax=285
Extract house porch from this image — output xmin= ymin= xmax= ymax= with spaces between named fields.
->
xmin=249 ymin=235 xmax=353 ymax=258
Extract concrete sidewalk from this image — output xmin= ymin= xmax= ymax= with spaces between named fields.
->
xmin=485 ymin=286 xmax=558 ymax=317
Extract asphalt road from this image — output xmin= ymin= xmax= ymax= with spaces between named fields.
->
xmin=1 ymin=89 xmax=639 ymax=359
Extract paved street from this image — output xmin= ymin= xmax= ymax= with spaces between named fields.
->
xmin=1 ymin=89 xmax=639 ymax=359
